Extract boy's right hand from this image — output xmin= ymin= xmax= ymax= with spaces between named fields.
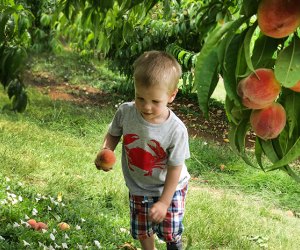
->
xmin=94 ymin=149 xmax=116 ymax=172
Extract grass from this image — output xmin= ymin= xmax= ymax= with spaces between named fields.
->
xmin=0 ymin=51 xmax=300 ymax=249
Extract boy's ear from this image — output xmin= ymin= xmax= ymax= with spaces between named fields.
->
xmin=168 ymin=88 xmax=178 ymax=103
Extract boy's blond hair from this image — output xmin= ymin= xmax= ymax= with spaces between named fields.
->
xmin=133 ymin=51 xmax=182 ymax=93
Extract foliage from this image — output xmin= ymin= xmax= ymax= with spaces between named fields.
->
xmin=193 ymin=0 xmax=300 ymax=181
xmin=1 ymin=0 xmax=300 ymax=181
xmin=0 ymin=0 xmax=32 ymax=112
xmin=52 ymin=0 xmax=300 ymax=180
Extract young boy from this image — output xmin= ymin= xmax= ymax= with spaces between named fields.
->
xmin=95 ymin=51 xmax=190 ymax=250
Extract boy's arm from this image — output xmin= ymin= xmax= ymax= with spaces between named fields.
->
xmin=102 ymin=132 xmax=121 ymax=151
xmin=149 ymin=165 xmax=183 ymax=223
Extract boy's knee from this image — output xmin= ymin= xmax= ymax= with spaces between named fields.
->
xmin=166 ymin=240 xmax=183 ymax=250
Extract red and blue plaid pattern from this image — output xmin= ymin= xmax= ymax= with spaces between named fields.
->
xmin=129 ymin=185 xmax=188 ymax=243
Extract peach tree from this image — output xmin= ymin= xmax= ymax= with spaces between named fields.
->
xmin=194 ymin=0 xmax=300 ymax=181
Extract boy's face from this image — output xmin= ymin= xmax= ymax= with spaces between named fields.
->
xmin=134 ymin=83 xmax=177 ymax=124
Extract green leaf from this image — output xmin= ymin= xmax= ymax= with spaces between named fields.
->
xmin=283 ymin=90 xmax=300 ymax=138
xmin=222 ymin=33 xmax=246 ymax=106
xmin=240 ymin=0 xmax=259 ymax=17
xmin=243 ymin=22 xmax=257 ymax=74
xmin=225 ymin=96 xmax=240 ymax=124
xmin=195 ymin=18 xmax=246 ymax=116
xmin=228 ymin=117 xmax=256 ymax=168
xmin=252 ymin=35 xmax=283 ymax=69
xmin=254 ymin=137 xmax=265 ymax=171
xmin=195 ymin=50 xmax=219 ymax=117
xmin=259 ymin=139 xmax=279 ymax=163
xmin=269 ymin=136 xmax=300 ymax=170
xmin=275 ymin=36 xmax=300 ymax=87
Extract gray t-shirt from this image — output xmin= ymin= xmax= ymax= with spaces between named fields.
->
xmin=108 ymin=102 xmax=190 ymax=196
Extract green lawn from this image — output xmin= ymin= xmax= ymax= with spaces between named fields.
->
xmin=0 ymin=52 xmax=299 ymax=249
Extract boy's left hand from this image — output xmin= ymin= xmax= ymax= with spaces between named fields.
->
xmin=149 ymin=201 xmax=169 ymax=223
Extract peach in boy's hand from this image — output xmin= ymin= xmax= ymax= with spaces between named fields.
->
xmin=95 ymin=149 xmax=116 ymax=171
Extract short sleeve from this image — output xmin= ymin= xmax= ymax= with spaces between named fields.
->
xmin=167 ymin=127 xmax=190 ymax=167
xmin=108 ymin=104 xmax=125 ymax=137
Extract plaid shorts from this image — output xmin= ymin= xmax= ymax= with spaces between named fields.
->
xmin=129 ymin=185 xmax=188 ymax=243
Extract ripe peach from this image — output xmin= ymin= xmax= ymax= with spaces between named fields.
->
xmin=250 ymin=102 xmax=286 ymax=140
xmin=58 ymin=222 xmax=70 ymax=231
xmin=27 ymin=219 xmax=37 ymax=229
xmin=95 ymin=148 xmax=116 ymax=171
xmin=289 ymin=80 xmax=300 ymax=92
xmin=257 ymin=0 xmax=300 ymax=38
xmin=35 ymin=222 xmax=48 ymax=231
xmin=237 ymin=68 xmax=281 ymax=109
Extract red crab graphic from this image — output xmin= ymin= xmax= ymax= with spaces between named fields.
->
xmin=123 ymin=134 xmax=167 ymax=176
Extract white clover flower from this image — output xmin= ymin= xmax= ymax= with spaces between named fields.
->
xmin=0 ymin=199 xmax=8 ymax=205
xmin=77 ymin=244 xmax=83 ymax=250
xmin=80 ymin=218 xmax=86 ymax=222
xmin=6 ymin=186 xmax=10 ymax=190
xmin=18 ymin=181 xmax=23 ymax=186
xmin=7 ymin=192 xmax=16 ymax=200
xmin=20 ymin=219 xmax=27 ymax=225
xmin=47 ymin=206 xmax=52 ymax=211
xmin=120 ymin=228 xmax=129 ymax=234
xmin=11 ymin=198 xmax=18 ymax=205
xmin=64 ymin=233 xmax=69 ymax=239
xmin=62 ymin=243 xmax=68 ymax=249
xmin=50 ymin=233 xmax=56 ymax=241
xmin=94 ymin=240 xmax=101 ymax=249
xmin=5 ymin=177 xmax=10 ymax=182
xmin=0 ymin=235 xmax=5 ymax=240
xmin=13 ymin=222 xmax=20 ymax=228
xmin=38 ymin=241 xmax=46 ymax=248
xmin=54 ymin=243 xmax=61 ymax=249
xmin=49 ymin=244 xmax=55 ymax=250
xmin=35 ymin=197 xmax=41 ymax=202
xmin=52 ymin=228 xmax=57 ymax=234
xmin=32 ymin=208 xmax=38 ymax=216
xmin=75 ymin=225 xmax=81 ymax=230
xmin=24 ymin=214 xmax=30 ymax=220
xmin=18 ymin=196 xmax=23 ymax=202
xmin=42 ymin=229 xmax=48 ymax=233
xmin=23 ymin=240 xmax=31 ymax=246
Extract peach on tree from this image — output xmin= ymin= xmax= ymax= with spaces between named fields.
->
xmin=250 ymin=102 xmax=286 ymax=140
xmin=237 ymin=68 xmax=281 ymax=109
xmin=257 ymin=0 xmax=300 ymax=38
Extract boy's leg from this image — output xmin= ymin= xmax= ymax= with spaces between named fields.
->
xmin=129 ymin=194 xmax=157 ymax=250
xmin=157 ymin=185 xmax=188 ymax=250
xmin=140 ymin=234 xmax=156 ymax=250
